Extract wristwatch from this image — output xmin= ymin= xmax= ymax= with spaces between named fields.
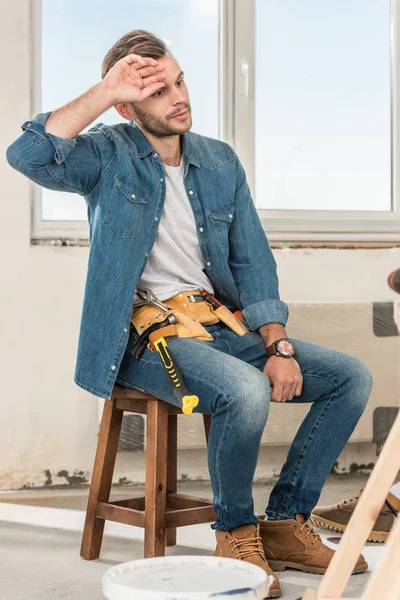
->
xmin=266 ymin=338 xmax=295 ymax=359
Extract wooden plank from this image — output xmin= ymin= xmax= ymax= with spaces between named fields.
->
xmin=97 ymin=502 xmax=145 ymax=527
xmin=166 ymin=414 xmax=178 ymax=547
xmin=360 ymin=508 xmax=400 ymax=600
xmin=165 ymin=506 xmax=217 ymax=528
xmin=302 ymin=591 xmax=357 ymax=600
xmin=317 ymin=412 xmax=400 ymax=599
xmin=80 ymin=399 xmax=123 ymax=560
xmin=167 ymin=492 xmax=215 ymax=510
xmin=144 ymin=399 xmax=169 ymax=557
xmin=114 ymin=389 xmax=183 ymax=415
xmin=109 ymin=496 xmax=145 ymax=511
xmin=301 ymin=590 xmax=318 ymax=600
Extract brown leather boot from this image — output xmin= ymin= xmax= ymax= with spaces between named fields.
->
xmin=258 ymin=513 xmax=368 ymax=575
xmin=310 ymin=489 xmax=400 ymax=543
xmin=215 ymin=522 xmax=281 ymax=598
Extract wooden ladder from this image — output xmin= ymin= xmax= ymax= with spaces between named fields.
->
xmin=302 ymin=411 xmax=400 ymax=600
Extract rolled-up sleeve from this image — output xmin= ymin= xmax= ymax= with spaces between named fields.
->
xmin=228 ymin=155 xmax=289 ymax=330
xmin=6 ymin=111 xmax=111 ymax=197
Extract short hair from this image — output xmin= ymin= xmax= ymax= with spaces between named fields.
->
xmin=101 ymin=29 xmax=170 ymax=79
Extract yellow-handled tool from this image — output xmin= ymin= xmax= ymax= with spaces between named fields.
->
xmin=135 ymin=287 xmax=200 ymax=415
xmin=150 ymin=335 xmax=199 ymax=415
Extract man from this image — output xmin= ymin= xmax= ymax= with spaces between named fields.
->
xmin=7 ymin=29 xmax=372 ymax=598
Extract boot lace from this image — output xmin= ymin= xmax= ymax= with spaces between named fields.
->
xmin=228 ymin=534 xmax=266 ymax=560
xmin=297 ymin=520 xmax=321 ymax=546
xmin=341 ymin=488 xmax=363 ymax=506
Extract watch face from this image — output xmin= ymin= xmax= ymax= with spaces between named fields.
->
xmin=276 ymin=340 xmax=294 ymax=356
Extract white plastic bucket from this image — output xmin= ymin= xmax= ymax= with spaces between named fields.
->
xmin=102 ymin=555 xmax=273 ymax=600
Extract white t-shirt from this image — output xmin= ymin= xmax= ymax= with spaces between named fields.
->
xmin=132 ymin=158 xmax=214 ymax=307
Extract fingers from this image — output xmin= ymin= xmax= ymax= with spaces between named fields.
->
xmin=125 ymin=55 xmax=166 ymax=94
xmin=286 ymin=382 xmax=297 ymax=402
xmin=140 ymin=72 xmax=166 ymax=89
xmin=294 ymin=376 xmax=303 ymax=396
xmin=139 ymin=80 xmax=166 ymax=100
xmin=272 ymin=375 xmax=302 ymax=403
xmin=293 ymin=363 xmax=303 ymax=397
xmin=125 ymin=54 xmax=166 ymax=76
xmin=125 ymin=53 xmax=158 ymax=67
xmin=270 ymin=382 xmax=284 ymax=403
xmin=265 ymin=358 xmax=303 ymax=403
xmin=137 ymin=64 xmax=165 ymax=78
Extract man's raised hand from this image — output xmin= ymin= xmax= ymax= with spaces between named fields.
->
xmin=102 ymin=53 xmax=166 ymax=104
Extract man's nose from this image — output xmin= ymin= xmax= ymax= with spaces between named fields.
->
xmin=172 ymin=88 xmax=187 ymax=105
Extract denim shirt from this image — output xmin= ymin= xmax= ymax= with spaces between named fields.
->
xmin=6 ymin=111 xmax=289 ymax=400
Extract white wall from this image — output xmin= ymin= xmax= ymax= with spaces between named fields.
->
xmin=277 ymin=247 xmax=400 ymax=303
xmin=1 ymin=1 xmax=399 ymax=490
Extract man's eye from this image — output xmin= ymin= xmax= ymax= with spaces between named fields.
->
xmin=154 ymin=89 xmax=164 ymax=97
xmin=177 ymin=80 xmax=184 ymax=86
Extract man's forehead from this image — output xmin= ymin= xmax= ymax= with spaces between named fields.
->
xmin=158 ymin=55 xmax=182 ymax=77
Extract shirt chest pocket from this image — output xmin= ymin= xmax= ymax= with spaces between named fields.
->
xmin=102 ymin=176 xmax=148 ymax=239
xmin=208 ymin=202 xmax=235 ymax=255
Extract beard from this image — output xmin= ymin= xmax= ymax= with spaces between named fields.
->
xmin=132 ymin=103 xmax=192 ymax=137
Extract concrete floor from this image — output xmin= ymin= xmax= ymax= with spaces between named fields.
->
xmin=0 ymin=475 xmax=390 ymax=599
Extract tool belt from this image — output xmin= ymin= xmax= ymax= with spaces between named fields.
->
xmin=130 ymin=289 xmax=248 ymax=352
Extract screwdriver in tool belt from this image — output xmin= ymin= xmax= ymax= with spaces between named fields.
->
xmin=200 ymin=290 xmax=223 ymax=310
xmin=200 ymin=290 xmax=245 ymax=323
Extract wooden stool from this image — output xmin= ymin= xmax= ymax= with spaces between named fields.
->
xmin=80 ymin=385 xmax=216 ymax=560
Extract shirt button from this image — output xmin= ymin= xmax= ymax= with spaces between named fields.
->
xmin=207 ymin=261 xmax=211 ymax=266
xmin=131 ymin=194 xmax=135 ymax=199
xmin=27 ymin=123 xmax=31 ymax=127
xmin=229 ymin=214 xmax=233 ymax=218
xmin=111 ymin=365 xmax=116 ymax=371
xmin=199 ymin=227 xmax=204 ymax=232
xmin=145 ymin=252 xmax=149 ymax=257
xmin=154 ymin=216 xmax=159 ymax=221
xmin=124 ymin=328 xmax=128 ymax=333
xmin=189 ymin=190 xmax=194 ymax=195
xmin=160 ymin=178 xmax=164 ymax=182
xmin=153 ymin=153 xmax=158 ymax=158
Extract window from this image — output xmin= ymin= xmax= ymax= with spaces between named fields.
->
xmin=233 ymin=0 xmax=400 ymax=241
xmin=33 ymin=0 xmax=400 ymax=242
xmin=33 ymin=0 xmax=219 ymax=235
xmin=255 ymin=0 xmax=391 ymax=212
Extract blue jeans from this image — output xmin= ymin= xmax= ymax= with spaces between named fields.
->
xmin=116 ymin=321 xmax=372 ymax=531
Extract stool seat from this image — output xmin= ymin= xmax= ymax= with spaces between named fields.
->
xmin=80 ymin=384 xmax=215 ymax=559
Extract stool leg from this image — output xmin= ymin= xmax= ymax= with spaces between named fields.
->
xmin=145 ymin=400 xmax=169 ymax=558
xmin=166 ymin=414 xmax=178 ymax=548
xmin=80 ymin=398 xmax=123 ymax=560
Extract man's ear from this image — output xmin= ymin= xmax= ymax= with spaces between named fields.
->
xmin=114 ymin=102 xmax=136 ymax=121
